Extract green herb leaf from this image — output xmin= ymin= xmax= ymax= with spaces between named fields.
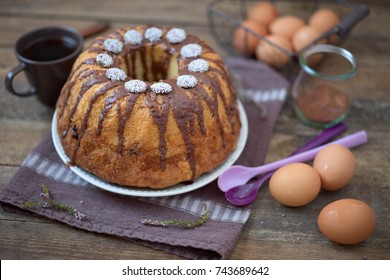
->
xmin=23 ymin=184 xmax=87 ymax=220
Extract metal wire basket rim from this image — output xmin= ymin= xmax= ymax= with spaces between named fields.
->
xmin=207 ymin=0 xmax=367 ymax=58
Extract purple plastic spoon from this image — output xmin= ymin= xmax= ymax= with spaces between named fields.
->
xmin=218 ymin=130 xmax=368 ymax=193
xmin=225 ymin=123 xmax=347 ymax=206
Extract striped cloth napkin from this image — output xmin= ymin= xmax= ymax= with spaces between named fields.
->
xmin=0 ymin=57 xmax=288 ymax=259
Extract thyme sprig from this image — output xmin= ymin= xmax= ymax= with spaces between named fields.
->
xmin=23 ymin=184 xmax=87 ymax=220
xmin=141 ymin=205 xmax=208 ymax=229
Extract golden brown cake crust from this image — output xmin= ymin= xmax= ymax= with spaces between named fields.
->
xmin=56 ymin=25 xmax=241 ymax=189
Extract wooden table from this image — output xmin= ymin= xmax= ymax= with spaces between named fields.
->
xmin=1 ymin=0 xmax=389 ymax=260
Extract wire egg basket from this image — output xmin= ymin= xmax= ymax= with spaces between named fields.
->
xmin=207 ymin=0 xmax=369 ymax=78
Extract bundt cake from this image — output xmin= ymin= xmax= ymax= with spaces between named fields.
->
xmin=56 ymin=25 xmax=241 ymax=189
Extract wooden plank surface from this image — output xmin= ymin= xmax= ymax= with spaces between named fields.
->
xmin=1 ymin=0 xmax=389 ymax=260
xmin=0 ymin=0 xmax=212 ymax=26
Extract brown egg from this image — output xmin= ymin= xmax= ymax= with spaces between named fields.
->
xmin=256 ymin=35 xmax=292 ymax=69
xmin=269 ymin=15 xmax=305 ymax=40
xmin=318 ymin=199 xmax=376 ymax=244
xmin=313 ymin=144 xmax=356 ymax=191
xmin=309 ymin=8 xmax=340 ymax=33
xmin=248 ymin=1 xmax=278 ymax=27
xmin=309 ymin=8 xmax=340 ymax=44
xmin=233 ymin=20 xmax=268 ymax=55
xmin=292 ymin=25 xmax=326 ymax=52
xmin=328 ymin=34 xmax=341 ymax=45
xmin=305 ymin=51 xmax=325 ymax=68
xmin=269 ymin=163 xmax=321 ymax=207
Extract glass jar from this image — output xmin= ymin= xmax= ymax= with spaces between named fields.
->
xmin=292 ymin=44 xmax=357 ymax=128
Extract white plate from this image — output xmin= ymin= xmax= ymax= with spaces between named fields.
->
xmin=52 ymin=100 xmax=248 ymax=197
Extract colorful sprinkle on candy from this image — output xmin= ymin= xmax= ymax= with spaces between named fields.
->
xmin=103 ymin=38 xmax=123 ymax=54
xmin=125 ymin=80 xmax=148 ymax=93
xmin=96 ymin=53 xmax=114 ymax=67
xmin=105 ymin=68 xmax=127 ymax=81
xmin=188 ymin=59 xmax=209 ymax=73
xmin=166 ymin=28 xmax=187 ymax=44
xmin=180 ymin=43 xmax=202 ymax=58
xmin=145 ymin=27 xmax=163 ymax=43
xmin=151 ymin=82 xmax=172 ymax=94
xmin=124 ymin=30 xmax=143 ymax=45
xmin=177 ymin=75 xmax=197 ymax=88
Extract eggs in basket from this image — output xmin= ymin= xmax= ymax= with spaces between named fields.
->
xmin=232 ymin=1 xmax=340 ymax=69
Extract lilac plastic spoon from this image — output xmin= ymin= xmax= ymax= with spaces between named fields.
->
xmin=218 ymin=130 xmax=368 ymax=192
xmin=225 ymin=123 xmax=347 ymax=206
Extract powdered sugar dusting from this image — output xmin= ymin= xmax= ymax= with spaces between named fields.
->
xmin=105 ymin=68 xmax=127 ymax=81
xmin=188 ymin=59 xmax=209 ymax=73
xmin=151 ymin=82 xmax=172 ymax=94
xmin=124 ymin=29 xmax=143 ymax=45
xmin=125 ymin=80 xmax=148 ymax=93
xmin=166 ymin=28 xmax=187 ymax=44
xmin=145 ymin=27 xmax=163 ymax=43
xmin=180 ymin=43 xmax=202 ymax=58
xmin=96 ymin=53 xmax=114 ymax=68
xmin=103 ymin=38 xmax=123 ymax=54
xmin=177 ymin=75 xmax=197 ymax=88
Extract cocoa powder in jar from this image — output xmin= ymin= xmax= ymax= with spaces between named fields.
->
xmin=295 ymin=83 xmax=350 ymax=123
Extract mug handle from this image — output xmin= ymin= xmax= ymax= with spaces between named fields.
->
xmin=5 ymin=63 xmax=37 ymax=97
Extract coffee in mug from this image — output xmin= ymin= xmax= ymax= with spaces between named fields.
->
xmin=5 ymin=26 xmax=83 ymax=106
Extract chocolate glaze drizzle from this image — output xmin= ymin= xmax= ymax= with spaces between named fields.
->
xmin=58 ymin=26 xmax=239 ymax=180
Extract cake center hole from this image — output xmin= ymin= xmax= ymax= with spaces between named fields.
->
xmin=126 ymin=45 xmax=179 ymax=82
